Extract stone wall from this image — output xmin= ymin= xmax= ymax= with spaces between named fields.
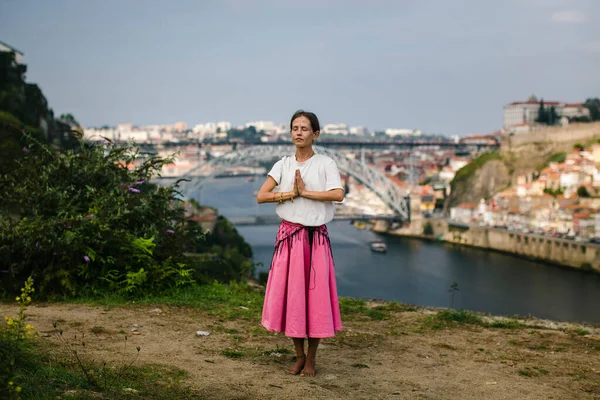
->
xmin=499 ymin=122 xmax=600 ymax=183
xmin=500 ymin=122 xmax=600 ymax=151
xmin=379 ymin=219 xmax=600 ymax=273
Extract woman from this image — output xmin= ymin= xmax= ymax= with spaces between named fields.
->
xmin=256 ymin=110 xmax=344 ymax=377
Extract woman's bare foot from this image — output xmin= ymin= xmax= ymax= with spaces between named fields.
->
xmin=300 ymin=357 xmax=316 ymax=377
xmin=286 ymin=355 xmax=305 ymax=375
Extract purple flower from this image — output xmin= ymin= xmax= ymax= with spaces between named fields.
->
xmin=35 ymin=241 xmax=40 ymax=248
xmin=0 ymin=270 xmax=9 ymax=273
xmin=132 ymin=180 xmax=146 ymax=186
xmin=23 ymin=146 xmax=29 ymax=153
xmin=166 ymin=229 xmax=175 ymax=234
xmin=84 ymin=255 xmax=90 ymax=263
xmin=67 ymin=225 xmax=71 ymax=230
xmin=128 ymin=187 xmax=141 ymax=193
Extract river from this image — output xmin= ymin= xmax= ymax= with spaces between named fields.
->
xmin=191 ymin=176 xmax=600 ymax=324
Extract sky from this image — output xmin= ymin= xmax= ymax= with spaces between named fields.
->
xmin=1 ymin=0 xmax=599 ymax=135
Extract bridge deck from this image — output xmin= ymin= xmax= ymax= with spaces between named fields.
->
xmin=228 ymin=214 xmax=402 ymax=226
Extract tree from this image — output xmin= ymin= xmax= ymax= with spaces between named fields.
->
xmin=448 ymin=281 xmax=459 ymax=309
xmin=423 ymin=222 xmax=434 ymax=236
xmin=549 ymin=106 xmax=559 ymax=125
xmin=584 ymin=98 xmax=600 ymax=121
xmin=536 ymin=99 xmax=547 ymax=124
xmin=58 ymin=113 xmax=80 ymax=127
xmin=577 ymin=186 xmax=591 ymax=198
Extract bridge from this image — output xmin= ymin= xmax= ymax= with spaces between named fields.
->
xmin=179 ymin=145 xmax=411 ymax=222
xmin=149 ymin=138 xmax=498 ymax=151
xmin=228 ymin=213 xmax=403 ymax=226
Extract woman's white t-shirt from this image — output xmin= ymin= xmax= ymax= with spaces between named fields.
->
xmin=268 ymin=153 xmax=343 ymax=226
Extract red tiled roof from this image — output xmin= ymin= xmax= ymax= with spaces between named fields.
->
xmin=507 ymin=100 xmax=561 ymax=106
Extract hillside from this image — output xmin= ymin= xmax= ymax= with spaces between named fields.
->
xmin=445 ymin=122 xmax=600 ymax=210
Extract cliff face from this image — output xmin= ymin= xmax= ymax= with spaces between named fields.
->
xmin=444 ymin=123 xmax=600 ymax=211
xmin=444 ymin=159 xmax=511 ymax=212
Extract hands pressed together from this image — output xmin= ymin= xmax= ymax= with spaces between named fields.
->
xmin=294 ymin=169 xmax=306 ymax=197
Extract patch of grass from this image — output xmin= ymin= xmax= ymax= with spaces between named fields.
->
xmin=571 ymin=327 xmax=590 ymax=336
xmin=488 ymin=319 xmax=526 ymax=329
xmin=248 ymin=326 xmax=268 ymax=335
xmin=68 ymin=282 xmax=265 ymax=320
xmin=508 ymin=339 xmax=520 ymax=345
xmin=518 ymin=368 xmax=534 ymax=377
xmin=224 ymin=328 xmax=240 ymax=334
xmin=90 ymin=326 xmax=108 ymax=334
xmin=533 ymin=366 xmax=549 ymax=375
xmin=594 ymin=345 xmax=600 ymax=351
xmin=261 ymin=345 xmax=292 ymax=356
xmin=366 ymin=309 xmax=386 ymax=320
xmin=2 ymin=339 xmax=202 ymax=399
xmin=372 ymin=302 xmax=417 ymax=313
xmin=339 ymin=298 xmax=367 ymax=314
xmin=351 ymin=363 xmax=369 ymax=369
xmin=221 ymin=348 xmax=244 ymax=359
xmin=422 ymin=310 xmax=484 ymax=330
xmin=536 ymin=151 xmax=567 ymax=171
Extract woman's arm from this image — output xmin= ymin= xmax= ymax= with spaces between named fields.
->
xmin=256 ymin=176 xmax=296 ymax=204
xmin=295 ymin=170 xmax=345 ymax=202
xmin=301 ymin=188 xmax=345 ymax=202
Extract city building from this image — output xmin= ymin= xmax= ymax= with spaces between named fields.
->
xmin=349 ymin=126 xmax=370 ymax=136
xmin=174 ymin=122 xmax=188 ymax=132
xmin=246 ymin=121 xmax=277 ymax=135
xmin=322 ymin=123 xmax=349 ymax=136
xmin=503 ymin=99 xmax=590 ymax=129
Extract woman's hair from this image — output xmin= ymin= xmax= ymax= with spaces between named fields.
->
xmin=290 ymin=110 xmax=320 ymax=132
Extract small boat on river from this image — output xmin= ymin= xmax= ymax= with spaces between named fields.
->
xmin=370 ymin=240 xmax=387 ymax=253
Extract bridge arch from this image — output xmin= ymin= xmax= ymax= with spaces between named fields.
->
xmin=179 ymin=145 xmax=410 ymax=221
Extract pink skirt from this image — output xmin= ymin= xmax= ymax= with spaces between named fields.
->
xmin=261 ymin=220 xmax=343 ymax=338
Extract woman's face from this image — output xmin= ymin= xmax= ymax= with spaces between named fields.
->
xmin=291 ymin=116 xmax=319 ymax=148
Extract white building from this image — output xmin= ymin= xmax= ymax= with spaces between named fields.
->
xmin=322 ymin=123 xmax=349 ymax=136
xmin=450 ymin=203 xmax=478 ymax=224
xmin=560 ymin=171 xmax=581 ymax=189
xmin=439 ymin=166 xmax=456 ymax=182
xmin=0 ymin=40 xmax=24 ymax=65
xmin=217 ymin=121 xmax=232 ymax=132
xmin=503 ymin=99 xmax=590 ymax=129
xmin=449 ymin=158 xmax=469 ymax=171
xmin=246 ymin=121 xmax=277 ymax=134
xmin=349 ymin=126 xmax=370 ymax=136
xmin=561 ymin=104 xmax=591 ymax=120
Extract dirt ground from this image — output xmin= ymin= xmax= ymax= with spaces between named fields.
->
xmin=1 ymin=302 xmax=599 ymax=400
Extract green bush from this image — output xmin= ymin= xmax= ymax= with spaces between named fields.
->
xmin=537 ymin=152 xmax=567 ymax=171
xmin=0 ymin=135 xmax=196 ymax=297
xmin=423 ymin=222 xmax=434 ymax=235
